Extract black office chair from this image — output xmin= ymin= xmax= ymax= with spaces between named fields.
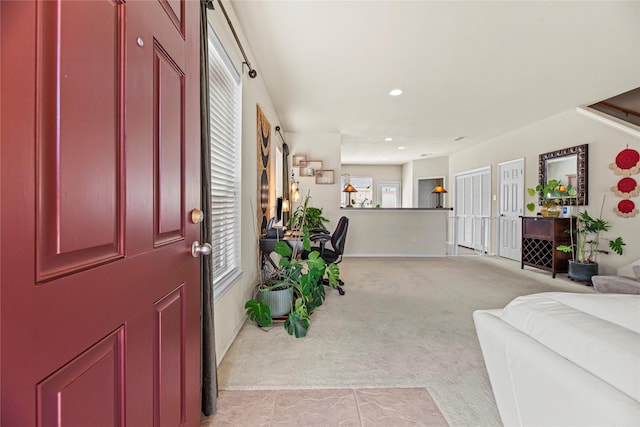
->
xmin=307 ymin=216 xmax=349 ymax=295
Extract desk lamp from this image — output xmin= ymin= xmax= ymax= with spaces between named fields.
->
xmin=432 ymin=185 xmax=447 ymax=208
xmin=343 ymin=184 xmax=357 ymax=207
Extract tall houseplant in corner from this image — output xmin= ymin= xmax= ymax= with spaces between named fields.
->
xmin=556 ymin=196 xmax=625 ymax=283
xmin=245 ymin=195 xmax=340 ymax=338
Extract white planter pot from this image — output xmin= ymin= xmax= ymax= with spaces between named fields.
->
xmin=257 ymin=287 xmax=293 ymax=317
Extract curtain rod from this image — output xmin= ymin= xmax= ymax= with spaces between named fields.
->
xmin=214 ymin=0 xmax=257 ymax=78
xmin=275 ymin=126 xmax=286 ymax=143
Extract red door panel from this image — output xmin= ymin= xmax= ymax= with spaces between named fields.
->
xmin=1 ymin=0 xmax=201 ymax=425
xmin=36 ymin=0 xmax=124 ymax=281
xmin=155 ymin=285 xmax=187 ymax=426
xmin=154 ymin=43 xmax=186 ymax=246
xmin=36 ymin=327 xmax=126 ymax=427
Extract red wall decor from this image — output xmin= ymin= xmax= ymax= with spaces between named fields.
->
xmin=611 ymin=147 xmax=639 ymax=217
xmin=614 ymin=199 xmax=638 ymax=218
xmin=609 ymin=147 xmax=640 ymax=176
xmin=610 ymin=176 xmax=640 ymax=199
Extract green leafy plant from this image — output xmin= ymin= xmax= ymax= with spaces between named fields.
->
xmin=245 ymin=197 xmax=340 ymax=338
xmin=288 ymin=193 xmax=329 ymax=232
xmin=526 ymin=179 xmax=576 ymax=212
xmin=556 ymin=198 xmax=625 ymax=263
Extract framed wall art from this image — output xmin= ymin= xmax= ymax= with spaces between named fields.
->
xmin=315 ymin=169 xmax=334 ymax=184
xmin=257 ymin=105 xmax=271 ymax=234
xmin=292 ymin=154 xmax=306 ymax=167
xmin=299 ymin=160 xmax=323 ymax=177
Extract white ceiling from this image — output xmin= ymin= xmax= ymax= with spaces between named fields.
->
xmin=230 ymin=0 xmax=640 ymax=165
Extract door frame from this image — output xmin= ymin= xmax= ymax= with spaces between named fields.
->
xmin=416 ymin=175 xmax=446 ymax=208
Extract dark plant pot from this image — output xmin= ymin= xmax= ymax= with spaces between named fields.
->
xmin=568 ymin=260 xmax=598 ymax=284
xmin=256 ymin=287 xmax=293 ymax=317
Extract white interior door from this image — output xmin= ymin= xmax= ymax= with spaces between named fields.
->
xmin=498 ymin=159 xmax=524 ymax=261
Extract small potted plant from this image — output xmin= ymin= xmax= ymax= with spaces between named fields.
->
xmin=526 ymin=179 xmax=574 ymax=217
xmin=288 ymin=192 xmax=329 ymax=233
xmin=556 ymin=197 xmax=625 ymax=283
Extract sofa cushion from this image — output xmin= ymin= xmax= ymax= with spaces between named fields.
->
xmin=499 ymin=292 xmax=640 ymax=402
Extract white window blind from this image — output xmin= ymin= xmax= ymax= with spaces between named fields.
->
xmin=208 ymin=26 xmax=242 ymax=299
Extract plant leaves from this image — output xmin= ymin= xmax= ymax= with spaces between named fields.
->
xmin=284 ymin=312 xmax=309 ymax=338
xmin=244 ymin=299 xmax=272 ymax=328
xmin=326 ymin=263 xmax=340 ymax=288
xmin=609 ymin=237 xmax=625 ymax=255
xmin=274 ymin=241 xmax=292 ymax=257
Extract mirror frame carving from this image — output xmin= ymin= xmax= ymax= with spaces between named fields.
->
xmin=538 ymin=144 xmax=588 ymax=206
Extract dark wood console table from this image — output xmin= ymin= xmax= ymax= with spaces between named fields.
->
xmin=521 ymin=217 xmax=573 ymax=278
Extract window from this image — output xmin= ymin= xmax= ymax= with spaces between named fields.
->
xmin=341 ymin=176 xmax=373 ymax=207
xmin=208 ymin=26 xmax=242 ymax=299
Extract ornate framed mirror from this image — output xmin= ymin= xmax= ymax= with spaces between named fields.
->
xmin=538 ymin=144 xmax=588 ymax=205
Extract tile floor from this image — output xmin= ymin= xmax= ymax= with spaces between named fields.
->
xmin=201 ymin=388 xmax=449 ymax=426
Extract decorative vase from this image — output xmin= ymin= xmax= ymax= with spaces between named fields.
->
xmin=256 ymin=287 xmax=293 ymax=317
xmin=568 ymin=260 xmax=599 ymax=284
xmin=541 ymin=201 xmax=561 ymax=217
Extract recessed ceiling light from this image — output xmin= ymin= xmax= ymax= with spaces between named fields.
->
xmin=389 ymin=89 xmax=403 ymax=96
xmin=398 ymin=146 xmax=405 ymax=150
xmin=385 ymin=137 xmax=393 ymax=142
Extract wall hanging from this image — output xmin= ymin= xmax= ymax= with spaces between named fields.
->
xmin=257 ymin=105 xmax=271 ymax=233
xmin=610 ymin=147 xmax=639 ymax=217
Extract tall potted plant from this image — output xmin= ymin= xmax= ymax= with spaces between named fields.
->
xmin=246 ymin=196 xmax=340 ymax=338
xmin=556 ymin=197 xmax=625 ymax=283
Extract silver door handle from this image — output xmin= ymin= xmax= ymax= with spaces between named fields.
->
xmin=191 ymin=241 xmax=212 ymax=257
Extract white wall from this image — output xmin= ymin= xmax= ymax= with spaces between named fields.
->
xmin=402 ymin=161 xmax=414 ymax=207
xmin=449 ymin=109 xmax=640 ymax=274
xmin=206 ymin=7 xmax=283 ymax=363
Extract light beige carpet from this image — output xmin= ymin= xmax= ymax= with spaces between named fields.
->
xmin=217 ymin=256 xmax=594 ymax=426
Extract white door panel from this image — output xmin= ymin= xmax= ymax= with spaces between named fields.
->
xmin=498 ymin=159 xmax=524 ymax=261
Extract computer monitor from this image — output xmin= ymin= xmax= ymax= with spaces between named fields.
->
xmin=276 ymin=197 xmax=283 ymax=222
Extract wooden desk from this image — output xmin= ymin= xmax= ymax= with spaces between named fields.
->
xmin=259 ymin=234 xmax=301 ymax=269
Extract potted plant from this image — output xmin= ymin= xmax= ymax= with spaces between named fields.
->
xmin=526 ymin=179 xmax=575 ymax=217
xmin=556 ymin=197 xmax=625 ymax=283
xmin=245 ymin=198 xmax=340 ymax=338
xmin=288 ymin=192 xmax=329 ymax=233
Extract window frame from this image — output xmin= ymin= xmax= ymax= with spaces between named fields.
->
xmin=207 ymin=25 xmax=243 ymax=299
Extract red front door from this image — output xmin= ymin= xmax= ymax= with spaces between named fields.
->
xmin=1 ymin=1 xmax=201 ymax=425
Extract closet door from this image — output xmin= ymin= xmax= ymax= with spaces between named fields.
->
xmin=455 ymin=168 xmax=491 ymax=251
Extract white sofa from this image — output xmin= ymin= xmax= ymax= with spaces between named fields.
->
xmin=592 ymin=264 xmax=640 ymax=295
xmin=474 ymin=292 xmax=640 ymax=426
